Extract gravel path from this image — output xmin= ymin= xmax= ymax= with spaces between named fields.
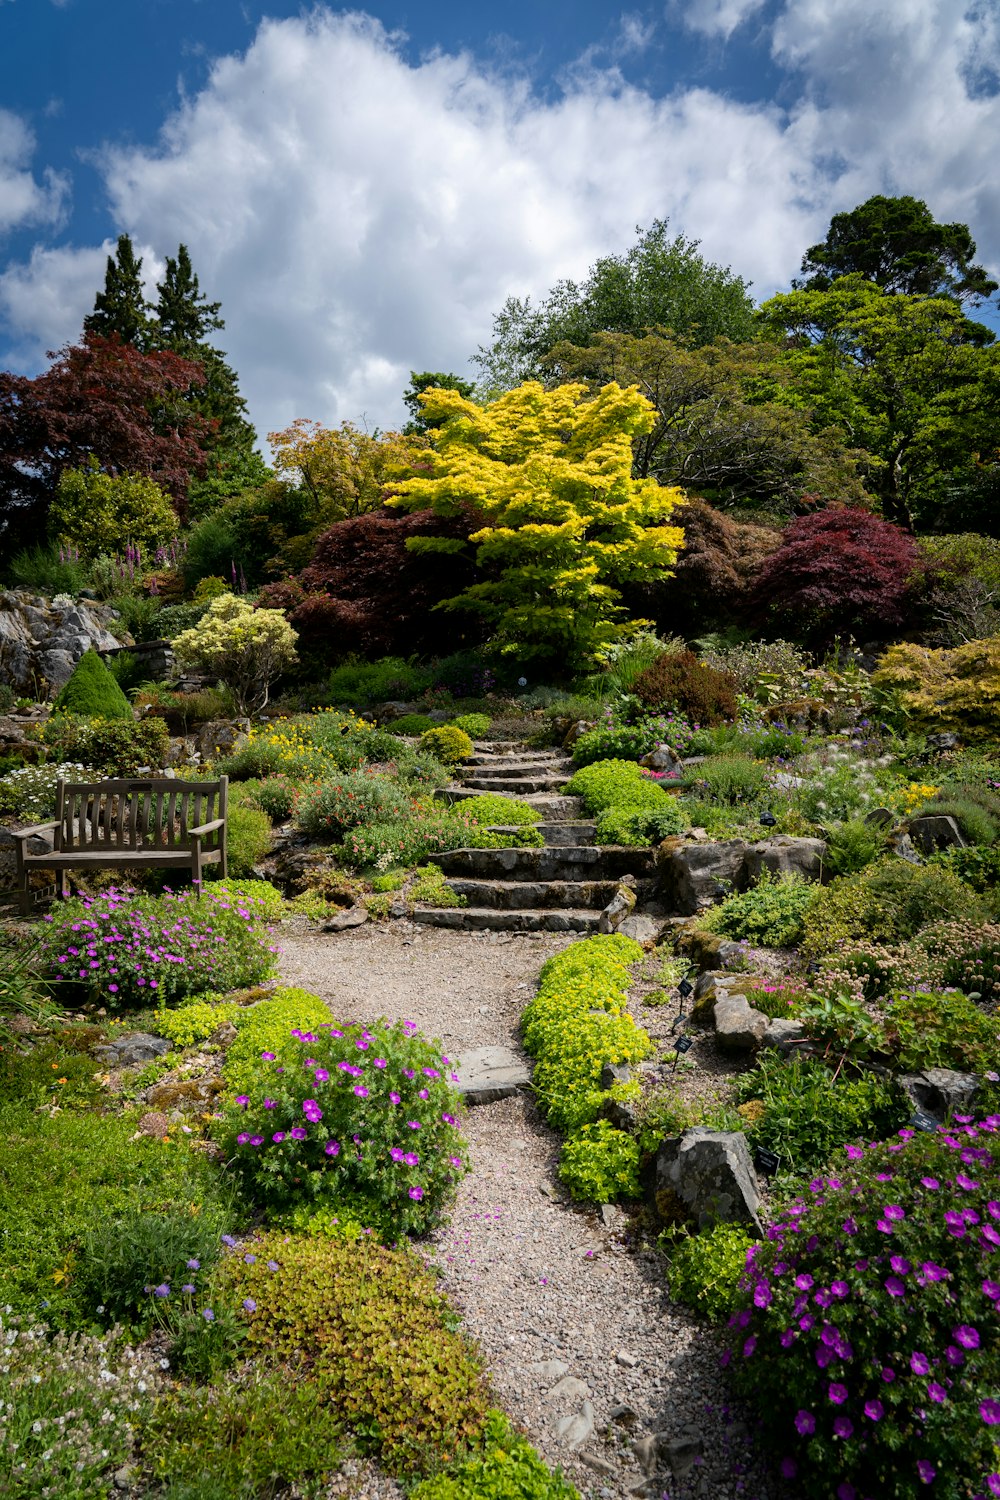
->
xmin=279 ymin=922 xmax=783 ymax=1500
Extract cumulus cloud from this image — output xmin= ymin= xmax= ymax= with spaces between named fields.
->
xmin=0 ymin=109 xmax=68 ymax=237
xmin=1 ymin=3 xmax=998 ymax=439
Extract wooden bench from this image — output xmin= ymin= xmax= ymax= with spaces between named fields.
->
xmin=12 ymin=777 xmax=228 ymax=914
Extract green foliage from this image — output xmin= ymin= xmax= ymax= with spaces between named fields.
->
xmin=570 ymin=710 xmax=697 ymax=767
xmin=823 ymin=816 xmax=889 ymax=876
xmin=7 ymin=543 xmax=90 ymax=595
xmin=327 ymin=656 xmax=434 ymax=707
xmin=419 ymin=725 xmax=474 ymax=764
xmin=232 ymin=774 xmax=300 ymax=823
xmin=52 ymin=464 xmax=177 ymax=557
xmin=0 ymin=760 xmax=94 ymax=819
xmin=734 ymin=1054 xmax=909 ymax=1172
xmin=916 ymin=785 xmax=1000 ymax=846
xmin=388 ymin=713 xmax=436 ymax=735
xmin=928 ymin=842 xmax=1000 ymax=893
xmin=698 ymin=873 xmax=815 ymax=948
xmin=875 ymin=635 xmax=1000 ymax=741
xmin=594 ymin=799 xmax=688 ymax=846
xmin=523 ymin=935 xmax=648 ymax=1136
xmin=0 ymin=1109 xmax=234 ymax=1325
xmin=0 ymin=933 xmax=56 ymax=1022
xmin=39 ymin=713 xmax=169 ymax=776
xmin=801 ymin=858 xmax=986 ymax=956
xmin=557 ymin=1120 xmax=640 ymax=1202
xmin=172 ymin=595 xmax=298 ymax=716
xmin=39 ymin=887 xmax=277 ymax=1007
xmin=139 ymin=1371 xmax=343 ymax=1498
xmin=633 ymin=650 xmax=738 ymax=726
xmin=408 ymin=865 xmax=466 ymax=909
xmin=51 ymin=648 xmax=132 ymax=720
xmin=219 ymin=1014 xmax=469 ymax=1239
xmin=666 ymin=1223 xmax=754 ymax=1322
xmin=338 ymin=804 xmax=540 ymax=872
xmin=411 ymin=1410 xmax=579 ymax=1500
xmin=681 ymin=753 xmax=769 ymax=806
xmin=686 ymin=722 xmax=804 ymax=760
xmin=75 ymin=1204 xmax=229 ymax=1331
xmin=296 ymin=771 xmax=416 ymax=838
xmin=885 ymin=990 xmax=1000 ymax=1074
xmin=458 ymin=793 xmax=541 ymax=827
xmin=0 ymin=1316 xmax=161 ymax=1500
xmin=222 ymin=1231 xmax=489 ymax=1474
xmin=449 ymin=712 xmax=491 ymax=737
xmin=727 ymin=1126 xmax=1000 ymax=1500
xmin=565 ymin=758 xmax=679 ymax=819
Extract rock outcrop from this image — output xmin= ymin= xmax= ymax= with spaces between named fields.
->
xmin=0 ymin=589 xmax=131 ymax=697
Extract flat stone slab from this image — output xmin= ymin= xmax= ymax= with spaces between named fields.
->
xmin=452 ymin=1044 xmax=531 ymax=1104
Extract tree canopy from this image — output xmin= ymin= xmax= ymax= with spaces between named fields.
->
xmin=84 ymin=234 xmax=154 ymax=350
xmin=795 ymin=195 xmax=999 ymax=305
xmin=402 ymin=371 xmax=477 ymax=434
xmin=389 ymin=380 xmax=685 ymax=669
xmin=473 ymin=220 xmax=755 ymax=394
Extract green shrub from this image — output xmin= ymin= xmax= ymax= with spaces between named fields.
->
xmin=873 ymin=633 xmax=1000 ymax=741
xmin=557 ymin=1120 xmax=640 ymax=1202
xmin=39 ymin=887 xmax=277 ymax=1007
xmin=0 ymin=682 xmax=14 ymax=711
xmin=419 ymin=725 xmax=474 ymax=764
xmin=391 ymin=747 xmax=454 ymax=789
xmin=38 ymin=714 xmax=170 ymax=775
xmin=51 ymin=648 xmax=132 ymax=719
xmin=338 ymin=805 xmax=540 ymax=871
xmin=327 ymin=656 xmax=433 ymax=706
xmin=523 ymin=935 xmax=648 ymax=1136
xmin=8 ymin=542 xmax=90 ymax=595
xmin=565 ymin=758 xmax=676 ymax=818
xmin=915 ymin=787 xmax=1000 ymax=846
xmin=409 ymin=865 xmax=466 ymax=909
xmin=458 ymin=793 xmax=541 ymax=827
xmin=823 ymin=816 xmax=889 ymax=876
xmin=734 ymin=1054 xmax=909 ymax=1172
xmin=232 ymin=773 xmax=301 ymax=823
xmin=681 ymin=753 xmax=769 ymax=806
xmin=885 ymin=989 xmax=1000 ymax=1074
xmin=388 ymin=713 xmax=436 ymax=735
xmin=727 ymin=1125 xmax=1000 ymax=1500
xmin=139 ymin=1372 xmax=344 ymax=1498
xmin=296 ymin=771 xmax=417 ymax=837
xmin=666 ymin=1223 xmax=754 ymax=1322
xmin=0 ymin=1110 xmax=235 ymax=1325
xmin=801 ymin=858 xmax=986 ymax=956
xmin=570 ymin=711 xmax=696 ymax=768
xmin=698 ymin=873 xmax=815 ymax=949
xmin=411 ymin=1410 xmax=579 ymax=1500
xmin=0 ymin=1317 xmax=160 ymax=1500
xmin=225 ymin=803 xmax=272 ymax=877
xmin=449 ymin=712 xmax=491 ymax=738
xmin=633 ymin=649 xmax=738 ymax=725
xmin=594 ymin=799 xmax=689 ymax=846
xmin=222 ymin=1231 xmax=489 ymax=1474
xmin=793 ymin=748 xmax=889 ymax=824
xmin=75 ymin=1205 xmax=230 ymax=1332
xmin=686 ymin=723 xmax=804 ymax=760
xmin=928 ymin=842 xmax=1000 ymax=893
xmin=218 ymin=1015 xmax=469 ymax=1239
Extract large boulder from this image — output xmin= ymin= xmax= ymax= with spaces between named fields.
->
xmin=900 ymin=1067 xmax=981 ymax=1121
xmin=743 ymin=836 xmax=826 ymax=884
xmin=656 ymin=838 xmax=748 ymax=915
xmin=908 ymin=815 xmax=967 ymax=854
xmin=0 ymin=589 xmax=130 ymax=697
xmin=197 ymin=719 xmax=251 ymax=760
xmin=713 ymin=995 xmax=768 ymax=1052
xmin=654 ymin=1128 xmax=762 ymax=1233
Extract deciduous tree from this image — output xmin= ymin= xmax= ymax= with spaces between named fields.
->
xmin=267 ymin=419 xmax=426 ymax=526
xmin=389 ymin=381 xmax=685 ymax=670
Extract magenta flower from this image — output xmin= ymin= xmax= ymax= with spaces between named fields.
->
xmin=743 ymin=1335 xmax=757 ymax=1358
xmin=272 ymin=1132 xmax=285 ymax=1143
xmin=864 ymin=1399 xmax=884 ymax=1422
xmin=354 ymin=1085 xmax=369 ymax=1098
xmin=953 ymin=1324 xmax=980 ymax=1349
xmin=981 ymin=1399 xmax=1000 ymax=1425
xmin=794 ymin=1410 xmax=815 ymax=1435
xmin=290 ymin=1127 xmax=306 ymax=1140
xmin=833 ymin=1416 xmax=853 ymax=1439
xmin=927 ymin=1382 xmax=947 ymax=1404
xmin=916 ymin=1460 xmax=936 ymax=1484
xmin=828 ymin=1382 xmax=848 ymax=1404
xmin=325 ymin=1141 xmax=340 ymax=1157
xmin=407 ymin=1120 xmax=421 ymax=1130
xmin=408 ymin=1185 xmax=423 ymax=1200
xmin=885 ymin=1277 xmax=906 ymax=1297
xmin=911 ymin=1352 xmax=931 ymax=1375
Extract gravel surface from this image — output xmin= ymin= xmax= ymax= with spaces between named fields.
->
xmin=278 ymin=922 xmax=785 ymax=1500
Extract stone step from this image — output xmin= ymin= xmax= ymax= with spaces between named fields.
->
xmin=431 ymin=845 xmax=656 ymax=882
xmin=460 ymin=774 xmax=572 ymax=794
xmin=467 ymin=749 xmax=567 ymax=766
xmin=460 ymin=760 xmax=572 ymax=780
xmin=410 ymin=905 xmax=602 ymax=934
xmin=537 ymin=821 xmax=598 ymax=846
xmin=445 ymin=877 xmax=622 ymax=910
xmin=520 ymin=794 xmax=586 ymax=822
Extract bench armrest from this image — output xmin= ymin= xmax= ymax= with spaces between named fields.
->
xmin=188 ymin=818 xmax=225 ymax=837
xmin=11 ymin=821 xmax=59 ymax=844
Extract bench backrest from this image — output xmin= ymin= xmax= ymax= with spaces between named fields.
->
xmin=53 ymin=778 xmax=228 ymax=854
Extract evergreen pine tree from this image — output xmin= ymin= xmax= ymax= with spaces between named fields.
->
xmin=83 ymin=235 xmax=153 ymax=349
xmin=154 ymin=245 xmax=223 ymax=346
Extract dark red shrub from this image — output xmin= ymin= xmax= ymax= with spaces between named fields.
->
xmin=747 ymin=506 xmax=924 ymax=643
xmin=259 ymin=505 xmax=486 ymax=663
xmin=632 ymin=649 xmax=739 ymax=725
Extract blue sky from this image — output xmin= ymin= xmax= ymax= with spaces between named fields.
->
xmin=1 ymin=0 xmax=998 ymax=440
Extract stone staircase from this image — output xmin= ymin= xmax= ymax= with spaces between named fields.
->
xmin=414 ymin=744 xmax=656 ymax=933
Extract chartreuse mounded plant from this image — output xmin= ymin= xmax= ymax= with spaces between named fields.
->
xmin=152 ymin=999 xmax=240 ymax=1047
xmin=219 ymin=1008 xmax=470 ymax=1238
xmin=51 ymin=647 xmax=132 ymax=719
xmin=389 ymin=713 xmax=436 ymax=735
xmin=222 ymin=988 xmax=337 ymax=1095
xmin=873 ymin=635 xmax=1000 ymax=741
xmin=38 ymin=886 xmax=277 ymax=1007
xmin=449 ymin=712 xmax=491 ymax=738
xmin=458 ymin=792 xmax=541 ymax=827
xmin=666 ymin=1222 xmax=755 ymax=1322
xmin=419 ymin=725 xmax=475 ymax=764
xmin=522 ymin=935 xmax=647 ymax=1201
xmin=726 ymin=1119 xmax=1000 ymax=1500
xmin=564 ymin=758 xmax=689 ymax=845
xmin=411 ymin=1409 xmax=579 ymax=1500
xmin=221 ymin=1230 xmax=489 ymax=1475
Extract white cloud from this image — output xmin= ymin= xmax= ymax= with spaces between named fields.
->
xmin=1 ymin=3 xmax=998 ymax=441
xmin=0 ymin=109 xmax=68 ymax=237
xmin=680 ymin=0 xmax=767 ymax=41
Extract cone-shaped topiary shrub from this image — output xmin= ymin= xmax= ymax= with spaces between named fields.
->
xmin=51 ymin=649 xmax=132 ymax=720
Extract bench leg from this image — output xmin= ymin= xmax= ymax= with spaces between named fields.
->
xmin=191 ymin=845 xmax=204 ymax=896
xmin=57 ymin=868 xmax=69 ymax=901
